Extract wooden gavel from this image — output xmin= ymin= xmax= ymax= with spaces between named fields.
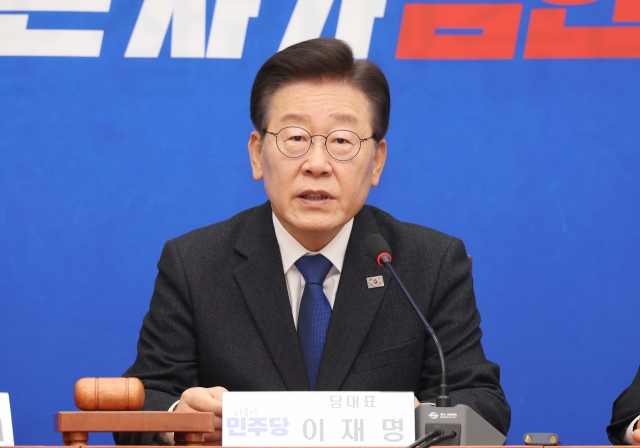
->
xmin=54 ymin=378 xmax=215 ymax=446
xmin=74 ymin=377 xmax=145 ymax=411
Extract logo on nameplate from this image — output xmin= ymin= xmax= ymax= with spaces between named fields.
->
xmin=366 ymin=276 xmax=384 ymax=288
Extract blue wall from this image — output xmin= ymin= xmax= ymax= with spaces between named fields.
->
xmin=1 ymin=0 xmax=639 ymax=445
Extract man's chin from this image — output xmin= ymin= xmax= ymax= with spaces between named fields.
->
xmin=286 ymin=215 xmax=344 ymax=239
xmin=292 ymin=220 xmax=342 ymax=235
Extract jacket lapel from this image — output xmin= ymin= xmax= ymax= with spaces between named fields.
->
xmin=315 ymin=207 xmax=391 ymax=390
xmin=233 ymin=203 xmax=309 ymax=391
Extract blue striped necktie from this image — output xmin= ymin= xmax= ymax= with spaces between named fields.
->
xmin=295 ymin=254 xmax=333 ymax=390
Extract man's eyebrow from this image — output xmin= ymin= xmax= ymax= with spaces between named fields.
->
xmin=280 ymin=113 xmax=309 ymax=124
xmin=328 ymin=113 xmax=358 ymax=125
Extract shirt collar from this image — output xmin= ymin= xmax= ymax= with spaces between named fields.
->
xmin=272 ymin=212 xmax=353 ymax=274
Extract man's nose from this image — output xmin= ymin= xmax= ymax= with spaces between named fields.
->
xmin=304 ymin=137 xmax=331 ymax=173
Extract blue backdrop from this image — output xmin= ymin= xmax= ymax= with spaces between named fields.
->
xmin=1 ymin=0 xmax=639 ymax=445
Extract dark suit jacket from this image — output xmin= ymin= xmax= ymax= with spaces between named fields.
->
xmin=116 ymin=202 xmax=510 ymax=444
xmin=608 ymin=367 xmax=640 ymax=444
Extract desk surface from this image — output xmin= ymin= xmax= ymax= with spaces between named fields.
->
xmin=11 ymin=446 xmax=615 ymax=448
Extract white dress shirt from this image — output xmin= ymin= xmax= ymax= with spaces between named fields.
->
xmin=272 ymin=212 xmax=353 ymax=328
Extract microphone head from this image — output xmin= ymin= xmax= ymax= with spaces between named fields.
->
xmin=364 ymin=234 xmax=393 ymax=266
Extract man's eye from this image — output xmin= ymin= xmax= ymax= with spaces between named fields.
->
xmin=333 ymin=137 xmax=352 ymax=145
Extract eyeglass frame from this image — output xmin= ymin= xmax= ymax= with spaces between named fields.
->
xmin=263 ymin=126 xmax=375 ymax=161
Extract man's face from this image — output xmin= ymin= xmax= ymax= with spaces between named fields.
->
xmin=248 ymin=81 xmax=387 ymax=251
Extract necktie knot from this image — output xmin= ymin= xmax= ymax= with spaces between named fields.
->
xmin=295 ymin=254 xmax=333 ymax=285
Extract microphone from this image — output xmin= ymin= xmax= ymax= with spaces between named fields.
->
xmin=364 ymin=234 xmax=507 ymax=446
xmin=364 ymin=234 xmax=450 ymax=407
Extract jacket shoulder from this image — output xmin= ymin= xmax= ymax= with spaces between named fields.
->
xmin=363 ymin=205 xmax=462 ymax=252
xmin=164 ymin=204 xmax=266 ymax=264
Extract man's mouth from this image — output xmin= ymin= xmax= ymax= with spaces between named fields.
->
xmin=300 ymin=193 xmax=329 ymax=200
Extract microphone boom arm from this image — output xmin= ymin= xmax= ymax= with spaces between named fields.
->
xmin=382 ymin=260 xmax=451 ymax=407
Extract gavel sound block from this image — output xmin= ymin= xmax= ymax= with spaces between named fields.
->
xmin=55 ymin=378 xmax=215 ymax=446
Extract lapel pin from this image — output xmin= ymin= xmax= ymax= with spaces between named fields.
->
xmin=366 ymin=276 xmax=384 ymax=289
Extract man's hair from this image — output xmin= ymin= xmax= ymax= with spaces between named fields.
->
xmin=250 ymin=38 xmax=390 ymax=142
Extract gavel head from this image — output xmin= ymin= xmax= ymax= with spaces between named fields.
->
xmin=74 ymin=378 xmax=145 ymax=411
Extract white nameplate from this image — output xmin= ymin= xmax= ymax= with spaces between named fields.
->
xmin=0 ymin=393 xmax=14 ymax=446
xmin=222 ymin=391 xmax=414 ymax=447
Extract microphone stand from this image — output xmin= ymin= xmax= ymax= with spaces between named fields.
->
xmin=381 ymin=260 xmax=450 ymax=407
xmin=367 ymin=235 xmax=506 ymax=446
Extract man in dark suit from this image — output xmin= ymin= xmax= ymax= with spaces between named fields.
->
xmin=117 ymin=38 xmax=510 ymax=445
xmin=608 ymin=367 xmax=640 ymax=445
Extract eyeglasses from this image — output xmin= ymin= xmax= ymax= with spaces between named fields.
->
xmin=265 ymin=126 xmax=374 ymax=161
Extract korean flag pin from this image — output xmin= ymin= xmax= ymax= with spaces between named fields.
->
xmin=366 ymin=275 xmax=384 ymax=289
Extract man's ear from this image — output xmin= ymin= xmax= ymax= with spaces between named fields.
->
xmin=248 ymin=130 xmax=264 ymax=181
xmin=371 ymin=139 xmax=387 ymax=187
